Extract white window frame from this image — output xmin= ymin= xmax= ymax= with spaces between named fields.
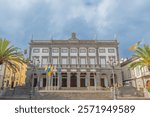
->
xmin=71 ymin=58 xmax=77 ymax=64
xmin=108 ymin=49 xmax=115 ymax=53
xmin=42 ymin=49 xmax=48 ymax=53
xmin=80 ymin=49 xmax=86 ymax=53
xmin=80 ymin=58 xmax=86 ymax=64
xmin=42 ymin=57 xmax=48 ymax=66
xmin=89 ymin=49 xmax=95 ymax=53
xmin=70 ymin=48 xmax=77 ymax=53
xmin=62 ymin=58 xmax=67 ymax=64
xmin=61 ymin=48 xmax=68 ymax=53
xmin=33 ymin=49 xmax=40 ymax=53
xmin=100 ymin=56 xmax=106 ymax=67
xmin=89 ymin=58 xmax=95 ymax=64
xmin=99 ymin=49 xmax=105 ymax=53
xmin=52 ymin=48 xmax=59 ymax=53
xmin=52 ymin=58 xmax=58 ymax=65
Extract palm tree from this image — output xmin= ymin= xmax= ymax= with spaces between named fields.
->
xmin=130 ymin=45 xmax=150 ymax=71
xmin=0 ymin=38 xmax=26 ymax=72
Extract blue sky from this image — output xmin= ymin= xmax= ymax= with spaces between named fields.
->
xmin=0 ymin=0 xmax=150 ymax=58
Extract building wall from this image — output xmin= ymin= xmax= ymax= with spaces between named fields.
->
xmin=27 ymin=33 xmax=123 ymax=89
xmin=2 ymin=63 xmax=27 ymax=88
xmin=121 ymin=58 xmax=150 ymax=90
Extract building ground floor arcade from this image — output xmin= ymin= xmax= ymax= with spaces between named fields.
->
xmin=27 ymin=68 xmax=123 ymax=90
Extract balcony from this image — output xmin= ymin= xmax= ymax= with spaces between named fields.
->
xmin=38 ymin=64 xmax=113 ymax=69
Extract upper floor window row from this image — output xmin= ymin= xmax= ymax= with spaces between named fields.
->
xmin=61 ymin=49 xmax=68 ymax=53
xmin=33 ymin=48 xmax=49 ymax=53
xmin=33 ymin=49 xmax=40 ymax=53
xmin=42 ymin=49 xmax=49 ymax=53
xmin=70 ymin=48 xmax=77 ymax=53
xmin=99 ymin=49 xmax=105 ymax=53
xmin=80 ymin=49 xmax=86 ymax=53
xmin=108 ymin=49 xmax=115 ymax=53
xmin=89 ymin=49 xmax=95 ymax=53
xmin=52 ymin=49 xmax=59 ymax=53
xmin=99 ymin=48 xmax=115 ymax=53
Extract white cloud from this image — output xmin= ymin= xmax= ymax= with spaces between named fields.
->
xmin=0 ymin=0 xmax=150 ymax=57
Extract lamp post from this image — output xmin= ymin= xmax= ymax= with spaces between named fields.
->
xmin=107 ymin=58 xmax=118 ymax=100
xmin=29 ymin=57 xmax=40 ymax=99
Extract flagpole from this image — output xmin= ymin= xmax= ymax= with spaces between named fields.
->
xmin=57 ymin=67 xmax=60 ymax=90
xmin=55 ymin=74 xmax=57 ymax=90
xmin=49 ymin=76 xmax=50 ymax=90
xmin=57 ymin=74 xmax=59 ymax=90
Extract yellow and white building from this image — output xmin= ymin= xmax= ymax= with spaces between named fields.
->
xmin=0 ymin=63 xmax=27 ymax=88
xmin=121 ymin=58 xmax=150 ymax=90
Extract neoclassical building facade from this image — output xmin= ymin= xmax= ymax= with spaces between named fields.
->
xmin=27 ymin=33 xmax=122 ymax=90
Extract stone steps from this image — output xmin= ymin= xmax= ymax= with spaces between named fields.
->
xmin=1 ymin=85 xmax=145 ymax=100
xmin=33 ymin=91 xmax=112 ymax=100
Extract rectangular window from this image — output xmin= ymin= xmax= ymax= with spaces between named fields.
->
xmin=89 ymin=58 xmax=95 ymax=64
xmin=135 ymin=67 xmax=140 ymax=76
xmin=52 ymin=49 xmax=59 ymax=53
xmin=71 ymin=58 xmax=77 ymax=64
xmin=100 ymin=56 xmax=106 ymax=67
xmin=144 ymin=66 xmax=149 ymax=72
xmin=89 ymin=49 xmax=95 ymax=53
xmin=32 ymin=56 xmax=40 ymax=66
xmin=80 ymin=58 xmax=86 ymax=64
xmin=62 ymin=58 xmax=67 ymax=64
xmin=42 ymin=57 xmax=48 ymax=66
xmin=52 ymin=58 xmax=58 ymax=64
xmin=33 ymin=49 xmax=40 ymax=53
xmin=108 ymin=49 xmax=115 ymax=53
xmin=61 ymin=49 xmax=68 ymax=53
xmin=42 ymin=49 xmax=48 ymax=53
xmin=80 ymin=49 xmax=86 ymax=53
xmin=99 ymin=49 xmax=105 ymax=53
xmin=70 ymin=48 xmax=77 ymax=53
xmin=32 ymin=56 xmax=39 ymax=61
xmin=108 ymin=56 xmax=116 ymax=62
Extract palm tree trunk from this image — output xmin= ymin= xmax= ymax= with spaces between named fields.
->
xmin=1 ymin=63 xmax=7 ymax=89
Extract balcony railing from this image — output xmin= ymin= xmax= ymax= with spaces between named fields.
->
xmin=39 ymin=64 xmax=115 ymax=69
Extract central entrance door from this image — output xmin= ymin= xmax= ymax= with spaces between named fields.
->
xmin=70 ymin=73 xmax=77 ymax=87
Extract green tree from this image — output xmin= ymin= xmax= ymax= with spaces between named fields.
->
xmin=0 ymin=38 xmax=26 ymax=71
xmin=130 ymin=45 xmax=150 ymax=71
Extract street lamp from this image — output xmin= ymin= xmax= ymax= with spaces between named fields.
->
xmin=107 ymin=57 xmax=119 ymax=100
xmin=29 ymin=57 xmax=40 ymax=99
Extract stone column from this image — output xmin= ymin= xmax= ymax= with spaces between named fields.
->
xmin=40 ymin=78 xmax=43 ymax=88
xmin=67 ymin=72 xmax=70 ymax=88
xmin=37 ymin=72 xmax=40 ymax=90
xmin=105 ymin=71 xmax=110 ymax=87
xmin=96 ymin=72 xmax=100 ymax=86
xmin=77 ymin=72 xmax=80 ymax=88
xmin=86 ymin=72 xmax=90 ymax=89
